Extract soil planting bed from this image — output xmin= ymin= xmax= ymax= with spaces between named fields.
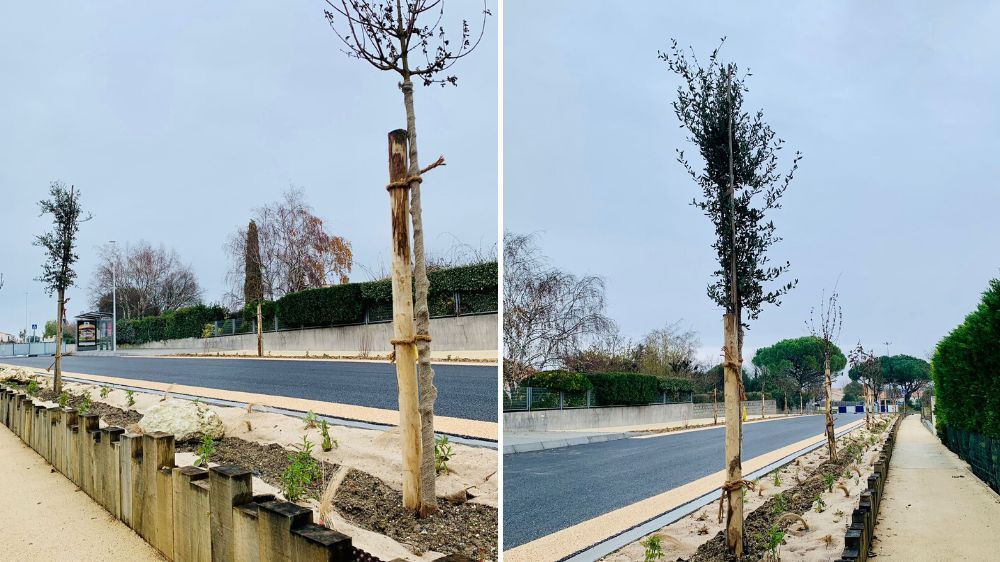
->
xmin=335 ymin=468 xmax=498 ymax=560
xmin=687 ymin=420 xmax=890 ymax=562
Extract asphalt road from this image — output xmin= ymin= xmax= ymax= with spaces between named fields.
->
xmin=504 ymin=413 xmax=864 ymax=548
xmin=0 ymin=356 xmax=497 ymax=422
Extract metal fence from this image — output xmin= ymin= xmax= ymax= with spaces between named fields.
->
xmin=0 ymin=342 xmax=59 ymax=357
xmin=503 ymin=386 xmax=696 ymax=412
xmin=942 ymin=426 xmax=1000 ymax=494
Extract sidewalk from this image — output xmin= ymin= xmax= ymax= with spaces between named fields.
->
xmin=0 ymin=425 xmax=163 ymax=561
xmin=872 ymin=415 xmax=1000 ymax=560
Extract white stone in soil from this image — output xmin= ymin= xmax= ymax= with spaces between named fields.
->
xmin=137 ymin=398 xmax=225 ymax=441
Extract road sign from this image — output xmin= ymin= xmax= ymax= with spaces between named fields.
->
xmin=31 ymin=324 xmax=36 ymax=330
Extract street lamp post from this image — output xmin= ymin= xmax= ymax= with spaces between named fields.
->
xmin=111 ymin=240 xmax=118 ymax=353
xmin=110 ymin=240 xmax=117 ymax=353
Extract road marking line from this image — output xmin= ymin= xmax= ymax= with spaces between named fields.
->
xmin=504 ymin=418 xmax=866 ymax=562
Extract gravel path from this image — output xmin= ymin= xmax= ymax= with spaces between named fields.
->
xmin=0 ymin=423 xmax=163 ymax=561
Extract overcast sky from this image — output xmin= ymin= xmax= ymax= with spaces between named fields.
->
xmin=504 ymin=1 xmax=1000 ymax=382
xmin=0 ymin=2 xmax=496 ymax=336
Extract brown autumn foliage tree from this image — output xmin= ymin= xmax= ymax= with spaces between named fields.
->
xmin=225 ymin=188 xmax=353 ymax=310
xmin=323 ymin=0 xmax=490 ymax=517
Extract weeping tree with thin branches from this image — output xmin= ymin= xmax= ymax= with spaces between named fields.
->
xmin=807 ymin=288 xmax=844 ymax=460
xmin=35 ymin=182 xmax=92 ymax=394
xmin=323 ymin=0 xmax=490 ymax=517
xmin=661 ymin=38 xmax=801 ymax=556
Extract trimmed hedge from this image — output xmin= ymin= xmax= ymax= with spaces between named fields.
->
xmin=658 ymin=377 xmax=695 ymax=395
xmin=277 ymin=283 xmax=364 ymax=328
xmin=585 ymin=372 xmax=661 ymax=406
xmin=522 ymin=370 xmax=593 ymax=392
xmin=118 ymin=304 xmax=226 ymax=345
xmin=933 ymin=278 xmax=1000 ymax=438
xmin=277 ymin=261 xmax=498 ymax=328
xmin=241 ymin=300 xmax=278 ymax=325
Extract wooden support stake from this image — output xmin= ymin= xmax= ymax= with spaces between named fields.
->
xmin=257 ymin=302 xmax=264 ymax=357
xmin=387 ymin=128 xmax=422 ymax=511
xmin=723 ymin=312 xmax=744 ymax=556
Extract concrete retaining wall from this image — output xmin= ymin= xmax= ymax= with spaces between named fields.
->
xmin=0 ymin=387 xmax=471 ymax=562
xmin=504 ymin=400 xmax=777 ymax=432
xmin=117 ymin=314 xmax=497 ymax=360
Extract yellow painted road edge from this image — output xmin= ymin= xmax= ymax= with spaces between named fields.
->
xmin=505 ymin=418 xmax=866 ymax=562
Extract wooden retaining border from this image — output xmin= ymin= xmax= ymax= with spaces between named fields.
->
xmin=0 ymin=388 xmax=473 ymax=562
xmin=836 ymin=415 xmax=904 ymax=562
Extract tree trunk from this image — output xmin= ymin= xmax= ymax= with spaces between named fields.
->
xmin=256 ymin=302 xmax=263 ymax=357
xmin=824 ymin=354 xmax=836 ymax=460
xmin=400 ymin=76 xmax=439 ymax=517
xmin=761 ymin=389 xmax=765 ymax=419
xmin=54 ymin=289 xmax=64 ymax=393
xmin=712 ymin=388 xmax=718 ymax=425
xmin=387 ymin=129 xmax=422 ymax=511
xmin=723 ymin=313 xmax=744 ymax=556
xmin=799 ymin=391 xmax=803 ymax=414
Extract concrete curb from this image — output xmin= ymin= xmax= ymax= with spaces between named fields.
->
xmin=502 ymin=432 xmax=633 ymax=455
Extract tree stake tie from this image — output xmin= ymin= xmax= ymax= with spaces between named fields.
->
xmin=385 ymin=155 xmax=447 ymax=192
xmin=718 ymin=479 xmax=756 ymax=523
xmin=388 ymin=334 xmax=433 ymax=363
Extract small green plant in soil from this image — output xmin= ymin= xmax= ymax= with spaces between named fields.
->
xmin=194 ymin=435 xmax=215 ymax=467
xmin=281 ymin=436 xmax=321 ymax=502
xmin=824 ymin=472 xmax=835 ymax=493
xmin=771 ymin=492 xmax=788 ymax=515
xmin=640 ymin=534 xmax=665 ymax=561
xmin=100 ymin=385 xmax=111 ymax=399
xmin=319 ymin=419 xmax=337 ymax=452
xmin=772 ymin=470 xmax=781 ymax=487
xmin=26 ymin=380 xmax=40 ymax=396
xmin=435 ymin=434 xmax=453 ymax=475
xmin=814 ymin=494 xmax=827 ymax=513
xmin=303 ymin=410 xmax=318 ymax=429
xmin=57 ymin=391 xmax=70 ymax=409
xmin=760 ymin=524 xmax=785 ymax=562
xmin=78 ymin=391 xmax=92 ymax=415
xmin=125 ymin=389 xmax=136 ymax=407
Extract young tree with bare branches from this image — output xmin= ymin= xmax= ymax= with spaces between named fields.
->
xmin=503 ymin=231 xmax=612 ymax=394
xmin=848 ymin=343 xmax=882 ymax=429
xmin=808 ymin=288 xmax=843 ymax=460
xmin=662 ymin=38 xmax=800 ymax=556
xmin=36 ymin=182 xmax=91 ymax=393
xmin=90 ymin=241 xmax=202 ymax=319
xmin=324 ymin=0 xmax=490 ymax=517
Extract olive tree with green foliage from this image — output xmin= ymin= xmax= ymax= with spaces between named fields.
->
xmin=753 ymin=336 xmax=845 ymax=412
xmin=662 ymin=38 xmax=801 ymax=555
xmin=932 ymin=278 xmax=1000 ymax=437
xmin=35 ymin=182 xmax=91 ymax=394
